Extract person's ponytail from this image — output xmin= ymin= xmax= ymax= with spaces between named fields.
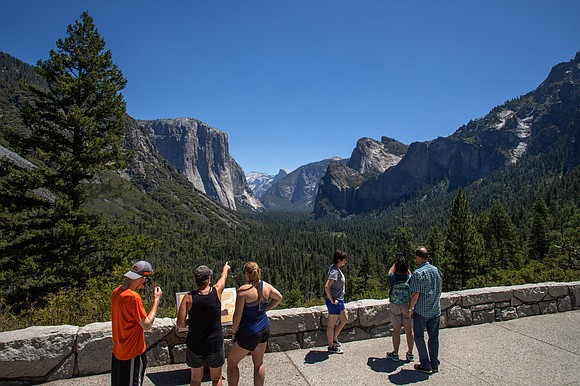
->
xmin=243 ymin=261 xmax=261 ymax=285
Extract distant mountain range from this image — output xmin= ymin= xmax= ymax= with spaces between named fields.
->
xmin=259 ymin=157 xmax=345 ymax=212
xmin=246 ymin=169 xmax=289 ymax=198
xmin=2 ymin=50 xmax=579 ymax=219
xmin=314 ymin=51 xmax=580 ymax=217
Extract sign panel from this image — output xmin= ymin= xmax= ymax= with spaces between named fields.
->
xmin=220 ymin=287 xmax=236 ymax=326
xmin=175 ymin=287 xmax=236 ymax=327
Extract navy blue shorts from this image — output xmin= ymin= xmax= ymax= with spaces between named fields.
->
xmin=326 ymin=298 xmax=345 ymax=315
xmin=235 ymin=326 xmax=270 ymax=352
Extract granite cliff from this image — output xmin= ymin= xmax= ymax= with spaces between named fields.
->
xmin=315 ymin=52 xmax=580 ymax=216
xmin=137 ymin=118 xmax=263 ymax=211
xmin=314 ymin=137 xmax=407 ymax=217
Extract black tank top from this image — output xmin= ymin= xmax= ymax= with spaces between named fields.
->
xmin=185 ymin=287 xmax=223 ymax=355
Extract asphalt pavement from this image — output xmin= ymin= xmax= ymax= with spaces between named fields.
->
xmin=46 ymin=309 xmax=580 ymax=385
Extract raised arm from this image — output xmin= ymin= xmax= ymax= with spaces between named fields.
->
xmin=214 ymin=261 xmax=231 ymax=300
xmin=139 ymin=286 xmax=162 ymax=330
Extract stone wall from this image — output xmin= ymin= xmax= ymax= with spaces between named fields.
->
xmin=1 ymin=281 xmax=579 ymax=384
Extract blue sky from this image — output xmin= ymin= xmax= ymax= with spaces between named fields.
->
xmin=2 ymin=1 xmax=579 ymax=175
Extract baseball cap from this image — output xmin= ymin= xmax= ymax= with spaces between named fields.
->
xmin=195 ymin=265 xmax=213 ymax=281
xmin=124 ymin=261 xmax=153 ymax=280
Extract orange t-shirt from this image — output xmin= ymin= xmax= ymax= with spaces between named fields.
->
xmin=111 ymin=286 xmax=148 ymax=360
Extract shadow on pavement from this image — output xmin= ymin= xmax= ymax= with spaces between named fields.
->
xmin=388 ymin=369 xmax=430 ymax=385
xmin=146 ymin=368 xmax=191 ymax=386
xmin=367 ymin=357 xmax=405 ymax=373
xmin=304 ymin=350 xmax=331 ymax=364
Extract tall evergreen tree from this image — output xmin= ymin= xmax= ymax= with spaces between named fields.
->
xmin=528 ymin=197 xmax=550 ymax=261
xmin=392 ymin=225 xmax=415 ymax=260
xmin=480 ymin=201 xmax=520 ymax=270
xmin=0 ymin=12 xmax=129 ymax=309
xmin=442 ymin=190 xmax=484 ymax=289
xmin=425 ymin=226 xmax=445 ymax=268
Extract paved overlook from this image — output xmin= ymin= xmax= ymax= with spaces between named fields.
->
xmin=47 ymin=310 xmax=580 ymax=386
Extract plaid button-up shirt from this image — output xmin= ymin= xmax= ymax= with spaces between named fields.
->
xmin=409 ymin=262 xmax=442 ymax=318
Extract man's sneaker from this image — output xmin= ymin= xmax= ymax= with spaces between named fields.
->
xmin=406 ymin=352 xmax=414 ymax=362
xmin=431 ymin=366 xmax=439 ymax=373
xmin=386 ymin=352 xmax=400 ymax=361
xmin=328 ymin=345 xmax=343 ymax=354
xmin=333 ymin=339 xmax=341 ymax=347
xmin=414 ymin=364 xmax=433 ymax=374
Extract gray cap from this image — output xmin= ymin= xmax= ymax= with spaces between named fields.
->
xmin=195 ymin=265 xmax=213 ymax=281
xmin=124 ymin=261 xmax=153 ymax=280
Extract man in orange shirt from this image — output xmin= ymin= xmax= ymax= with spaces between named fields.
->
xmin=111 ymin=261 xmax=163 ymax=386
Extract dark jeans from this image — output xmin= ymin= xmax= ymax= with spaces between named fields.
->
xmin=413 ymin=313 xmax=440 ymax=370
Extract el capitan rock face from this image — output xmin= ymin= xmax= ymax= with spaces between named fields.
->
xmin=138 ymin=118 xmax=263 ymax=211
xmin=315 ymin=52 xmax=580 ymax=217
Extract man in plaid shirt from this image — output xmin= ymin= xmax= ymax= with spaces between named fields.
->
xmin=409 ymin=246 xmax=443 ymax=374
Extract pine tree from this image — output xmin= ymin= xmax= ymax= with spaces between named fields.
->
xmin=425 ymin=226 xmax=445 ymax=268
xmin=0 ymin=12 xmax=129 ymax=309
xmin=528 ymin=197 xmax=551 ymax=261
xmin=392 ymin=226 xmax=415 ymax=260
xmin=442 ymin=190 xmax=484 ymax=289
xmin=480 ymin=201 xmax=520 ymax=270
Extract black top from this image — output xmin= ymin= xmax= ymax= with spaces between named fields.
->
xmin=186 ymin=287 xmax=223 ymax=355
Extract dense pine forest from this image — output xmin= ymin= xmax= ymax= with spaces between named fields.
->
xmin=0 ymin=14 xmax=578 ymax=331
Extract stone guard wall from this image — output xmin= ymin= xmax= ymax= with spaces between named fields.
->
xmin=1 ymin=281 xmax=579 ymax=384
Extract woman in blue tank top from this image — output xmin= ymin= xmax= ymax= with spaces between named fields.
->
xmin=227 ymin=261 xmax=283 ymax=386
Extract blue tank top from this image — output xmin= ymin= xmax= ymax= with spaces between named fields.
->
xmin=237 ymin=280 xmax=270 ymax=338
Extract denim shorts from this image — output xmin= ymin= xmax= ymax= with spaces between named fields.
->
xmin=325 ymin=297 xmax=345 ymax=315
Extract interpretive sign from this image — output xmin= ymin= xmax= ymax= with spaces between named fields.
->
xmin=175 ymin=287 xmax=236 ymax=327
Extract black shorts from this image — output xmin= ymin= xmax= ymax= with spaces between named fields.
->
xmin=186 ymin=346 xmax=225 ymax=369
xmin=111 ymin=352 xmax=147 ymax=386
xmin=235 ymin=326 xmax=270 ymax=352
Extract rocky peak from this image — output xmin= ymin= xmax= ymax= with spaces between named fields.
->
xmin=261 ymin=158 xmax=344 ymax=212
xmin=137 ymin=118 xmax=263 ymax=211
xmin=246 ymin=168 xmax=290 ymax=198
xmin=313 ymin=137 xmax=407 ymax=217
xmin=348 ymin=137 xmax=406 ymax=177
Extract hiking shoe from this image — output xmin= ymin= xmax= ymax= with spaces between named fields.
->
xmin=328 ymin=345 xmax=343 ymax=354
xmin=414 ymin=364 xmax=433 ymax=374
xmin=406 ymin=352 xmax=414 ymax=362
xmin=333 ymin=339 xmax=341 ymax=347
xmin=386 ymin=352 xmax=400 ymax=361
